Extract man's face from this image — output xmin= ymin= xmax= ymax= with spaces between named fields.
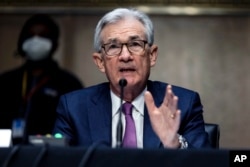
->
xmin=93 ymin=17 xmax=158 ymax=97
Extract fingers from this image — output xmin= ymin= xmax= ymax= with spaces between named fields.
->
xmin=170 ymin=96 xmax=178 ymax=113
xmin=170 ymin=109 xmax=181 ymax=121
xmin=163 ymin=85 xmax=172 ymax=106
xmin=176 ymin=109 xmax=181 ymax=122
xmin=163 ymin=85 xmax=179 ymax=120
xmin=164 ymin=85 xmax=178 ymax=107
xmin=145 ymin=86 xmax=181 ymax=146
xmin=145 ymin=85 xmax=180 ymax=119
xmin=167 ymin=85 xmax=175 ymax=105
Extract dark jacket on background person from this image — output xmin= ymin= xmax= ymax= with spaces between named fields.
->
xmin=0 ymin=59 xmax=83 ymax=135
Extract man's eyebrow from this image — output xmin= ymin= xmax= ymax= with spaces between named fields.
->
xmin=104 ymin=38 xmax=118 ymax=44
xmin=129 ymin=36 xmax=141 ymax=40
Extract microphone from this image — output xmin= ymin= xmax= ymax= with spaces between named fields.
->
xmin=119 ymin=78 xmax=127 ymax=88
xmin=116 ymin=78 xmax=127 ymax=148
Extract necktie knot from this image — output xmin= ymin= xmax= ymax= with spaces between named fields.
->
xmin=122 ymin=102 xmax=133 ymax=115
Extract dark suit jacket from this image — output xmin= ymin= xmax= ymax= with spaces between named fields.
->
xmin=53 ymin=80 xmax=211 ymax=148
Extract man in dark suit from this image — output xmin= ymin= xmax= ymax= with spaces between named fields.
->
xmin=53 ymin=8 xmax=211 ymax=149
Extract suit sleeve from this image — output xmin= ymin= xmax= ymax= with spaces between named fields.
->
xmin=53 ymin=95 xmax=77 ymax=146
xmin=179 ymin=92 xmax=212 ymax=148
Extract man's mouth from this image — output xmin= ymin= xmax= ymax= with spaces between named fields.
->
xmin=119 ymin=68 xmax=135 ymax=72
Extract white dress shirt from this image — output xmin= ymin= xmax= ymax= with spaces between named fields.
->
xmin=111 ymin=88 xmax=146 ymax=148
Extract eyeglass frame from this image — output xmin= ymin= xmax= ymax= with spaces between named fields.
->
xmin=101 ymin=39 xmax=148 ymax=57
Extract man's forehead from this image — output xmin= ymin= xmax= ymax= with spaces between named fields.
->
xmin=104 ymin=36 xmax=142 ymax=43
xmin=100 ymin=21 xmax=146 ymax=42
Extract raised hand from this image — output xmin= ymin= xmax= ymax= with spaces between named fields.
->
xmin=144 ymin=85 xmax=181 ymax=148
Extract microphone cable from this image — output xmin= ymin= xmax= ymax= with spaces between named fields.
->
xmin=77 ymin=141 xmax=107 ymax=167
xmin=2 ymin=145 xmax=20 ymax=167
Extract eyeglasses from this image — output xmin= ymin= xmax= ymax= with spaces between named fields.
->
xmin=101 ymin=40 xmax=148 ymax=57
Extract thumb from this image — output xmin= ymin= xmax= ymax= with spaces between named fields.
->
xmin=144 ymin=91 xmax=156 ymax=113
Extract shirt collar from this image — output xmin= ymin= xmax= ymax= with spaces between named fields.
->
xmin=111 ymin=88 xmax=146 ymax=117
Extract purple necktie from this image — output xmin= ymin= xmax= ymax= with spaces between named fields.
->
xmin=122 ymin=102 xmax=137 ymax=148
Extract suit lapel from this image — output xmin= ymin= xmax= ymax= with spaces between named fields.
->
xmin=88 ymin=83 xmax=112 ymax=146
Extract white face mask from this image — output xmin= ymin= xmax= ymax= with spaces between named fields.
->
xmin=22 ymin=36 xmax=52 ymax=61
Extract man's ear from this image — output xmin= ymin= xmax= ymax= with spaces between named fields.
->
xmin=149 ymin=44 xmax=158 ymax=67
xmin=93 ymin=52 xmax=105 ymax=73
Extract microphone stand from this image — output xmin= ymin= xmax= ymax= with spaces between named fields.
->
xmin=116 ymin=79 xmax=127 ymax=148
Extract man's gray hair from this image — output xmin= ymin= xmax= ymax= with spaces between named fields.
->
xmin=93 ymin=8 xmax=154 ymax=52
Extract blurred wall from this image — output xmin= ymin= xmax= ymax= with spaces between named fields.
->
xmin=0 ymin=10 xmax=249 ymax=149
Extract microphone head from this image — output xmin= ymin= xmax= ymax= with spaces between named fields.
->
xmin=119 ymin=78 xmax=127 ymax=87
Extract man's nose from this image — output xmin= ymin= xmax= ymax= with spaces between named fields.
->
xmin=119 ymin=45 xmax=132 ymax=60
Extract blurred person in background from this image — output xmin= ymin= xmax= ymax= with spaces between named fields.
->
xmin=0 ymin=14 xmax=83 ymax=141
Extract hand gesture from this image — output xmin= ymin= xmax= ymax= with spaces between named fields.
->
xmin=144 ymin=85 xmax=181 ymax=148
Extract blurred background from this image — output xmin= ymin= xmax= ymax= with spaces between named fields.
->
xmin=0 ymin=0 xmax=249 ymax=149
